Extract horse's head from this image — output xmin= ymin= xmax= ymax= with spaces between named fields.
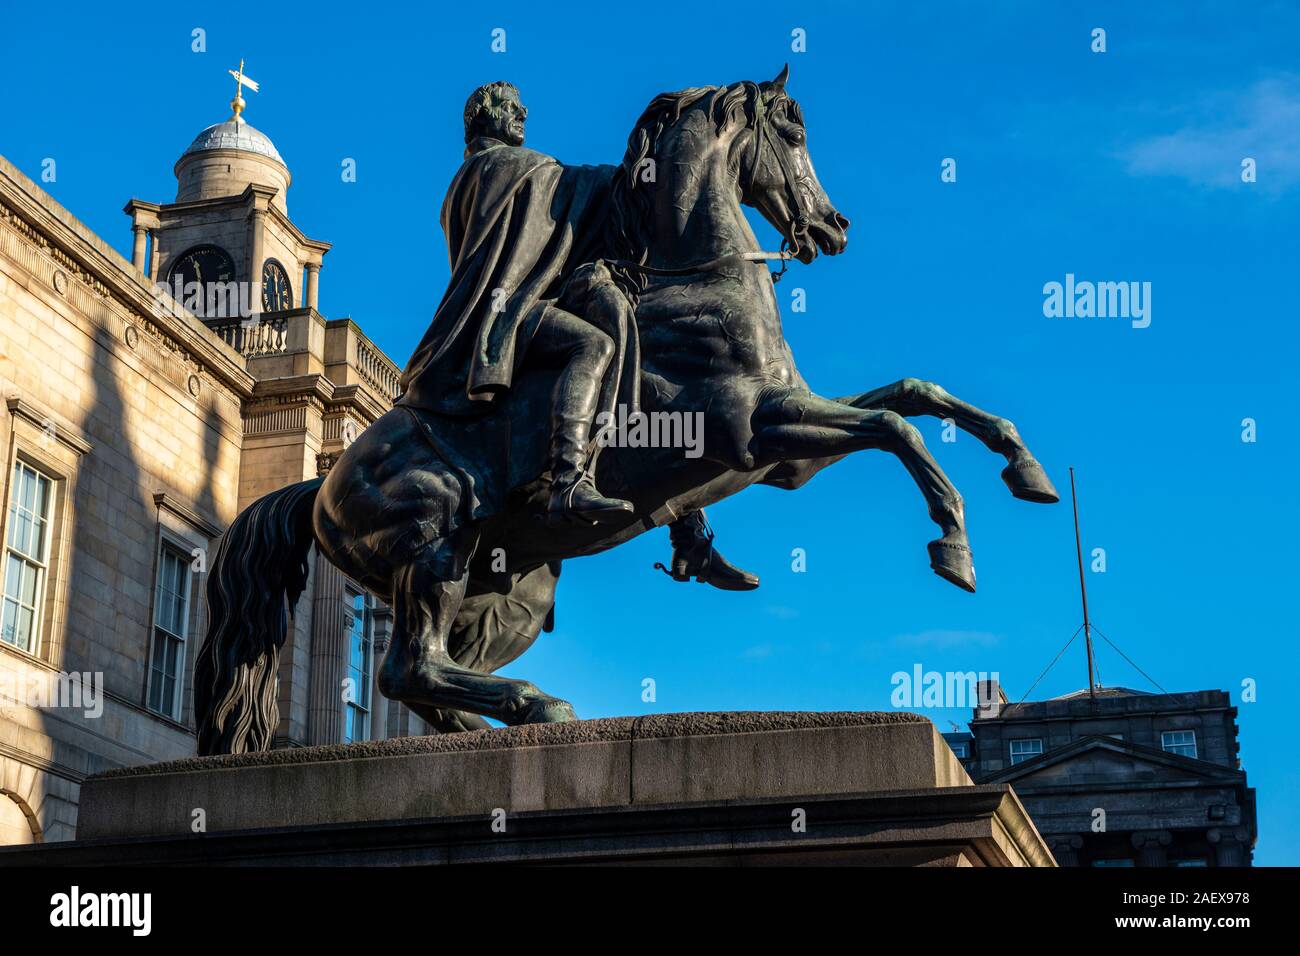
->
xmin=609 ymin=69 xmax=850 ymax=267
xmin=742 ymin=65 xmax=850 ymax=264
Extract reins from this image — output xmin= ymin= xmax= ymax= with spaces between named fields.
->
xmin=604 ymin=248 xmax=796 ymax=284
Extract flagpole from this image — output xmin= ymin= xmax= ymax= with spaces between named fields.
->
xmin=1069 ymin=467 xmax=1098 ymax=703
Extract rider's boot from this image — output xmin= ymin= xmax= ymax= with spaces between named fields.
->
xmin=547 ymin=418 xmax=633 ymax=526
xmin=661 ymin=510 xmax=759 ymax=591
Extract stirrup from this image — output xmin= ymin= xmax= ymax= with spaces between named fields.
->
xmin=653 ymin=561 xmax=684 ymax=580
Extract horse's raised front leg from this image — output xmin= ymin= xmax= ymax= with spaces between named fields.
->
xmin=752 ymin=388 xmax=977 ymax=591
xmin=378 ymin=535 xmax=577 ymax=726
xmin=837 ymin=378 xmax=1059 ymax=504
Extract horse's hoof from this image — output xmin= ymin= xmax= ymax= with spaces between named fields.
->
xmin=928 ymin=538 xmax=976 ymax=593
xmin=1001 ymin=458 xmax=1060 ymax=504
xmin=516 ymin=697 xmax=578 ymax=724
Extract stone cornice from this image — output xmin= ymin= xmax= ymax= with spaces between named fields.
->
xmin=244 ymin=377 xmax=391 ymax=429
xmin=326 ymin=383 xmax=391 ymax=424
xmin=249 ymin=373 xmax=336 ymax=408
xmin=122 ymin=199 xmax=161 ymax=231
xmin=153 ymin=491 xmax=222 ymax=539
xmin=0 ymin=154 xmax=256 ymax=402
xmin=0 ymin=737 xmax=85 ymax=785
xmin=151 ymin=183 xmax=332 ymax=257
xmin=6 ymin=396 xmax=94 ymax=456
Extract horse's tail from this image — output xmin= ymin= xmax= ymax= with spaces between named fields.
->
xmin=194 ymin=477 xmax=323 ymax=756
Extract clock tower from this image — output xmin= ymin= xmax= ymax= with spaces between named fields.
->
xmin=123 ymin=83 xmax=329 ymax=320
xmin=117 ymin=69 xmax=405 ymax=747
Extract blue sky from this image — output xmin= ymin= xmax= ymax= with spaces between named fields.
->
xmin=4 ymin=1 xmax=1297 ymax=863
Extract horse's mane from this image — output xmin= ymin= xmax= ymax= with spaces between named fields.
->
xmin=606 ymin=80 xmax=799 ymax=264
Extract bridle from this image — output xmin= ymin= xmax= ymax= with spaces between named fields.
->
xmin=744 ymin=86 xmax=813 ymax=262
xmin=607 ymin=86 xmax=808 ymax=285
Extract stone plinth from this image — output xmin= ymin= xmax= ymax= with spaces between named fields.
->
xmin=0 ymin=712 xmax=1056 ymax=866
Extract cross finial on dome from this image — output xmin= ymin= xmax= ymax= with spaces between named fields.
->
xmin=228 ymin=58 xmax=260 ymax=122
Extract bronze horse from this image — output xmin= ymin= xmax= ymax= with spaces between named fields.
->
xmin=194 ymin=68 xmax=1058 ymax=754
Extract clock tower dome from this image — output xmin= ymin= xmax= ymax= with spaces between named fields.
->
xmin=123 ymin=89 xmax=328 ymax=320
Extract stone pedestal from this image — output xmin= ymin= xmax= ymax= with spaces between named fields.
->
xmin=1 ymin=712 xmax=1055 ymax=866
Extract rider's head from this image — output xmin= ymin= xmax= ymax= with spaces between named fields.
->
xmin=463 ymin=82 xmax=527 ymax=147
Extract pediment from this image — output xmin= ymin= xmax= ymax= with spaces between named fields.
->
xmin=983 ymin=736 xmax=1243 ymax=788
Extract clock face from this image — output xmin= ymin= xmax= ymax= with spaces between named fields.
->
xmin=261 ymin=259 xmax=293 ymax=312
xmin=167 ymin=244 xmax=237 ymax=317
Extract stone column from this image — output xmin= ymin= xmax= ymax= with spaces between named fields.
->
xmin=369 ymin=604 xmax=393 ymax=740
xmin=1131 ymin=830 xmax=1172 ymax=867
xmin=131 ymin=225 xmax=148 ymax=272
xmin=248 ymin=208 xmax=266 ymax=310
xmin=305 ymin=261 xmax=321 ymax=310
xmin=1048 ymin=834 xmax=1083 ymax=867
xmin=307 ymin=559 xmax=346 ymax=745
xmin=148 ymin=230 xmax=160 ymax=281
xmin=272 ymin=552 xmax=315 ymax=748
xmin=1208 ymin=827 xmax=1249 ymax=867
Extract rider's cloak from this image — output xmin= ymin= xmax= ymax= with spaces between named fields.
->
xmin=398 ymin=136 xmax=618 ymax=416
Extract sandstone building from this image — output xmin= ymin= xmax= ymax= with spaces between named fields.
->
xmin=0 ymin=107 xmax=424 ymax=845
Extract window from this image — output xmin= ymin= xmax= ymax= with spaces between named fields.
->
xmin=148 ymin=543 xmax=191 ymax=719
xmin=1092 ymin=859 xmax=1135 ymax=868
xmin=1162 ymin=730 xmax=1197 ymax=758
xmin=1009 ymin=738 xmax=1043 ymax=764
xmin=1173 ymin=858 xmax=1208 ymax=867
xmin=2 ymin=462 xmax=53 ymax=654
xmin=951 ymin=742 xmax=969 ymax=758
xmin=343 ymin=589 xmax=372 ymax=743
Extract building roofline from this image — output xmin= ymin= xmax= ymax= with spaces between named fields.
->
xmin=974 ymin=688 xmax=1233 ymax=724
xmin=0 ymin=153 xmax=256 ymax=399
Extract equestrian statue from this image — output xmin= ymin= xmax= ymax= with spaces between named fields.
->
xmin=194 ymin=67 xmax=1059 ymax=754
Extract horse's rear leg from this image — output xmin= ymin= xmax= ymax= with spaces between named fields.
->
xmin=837 ymin=378 xmax=1058 ymax=503
xmin=754 ymin=390 xmax=976 ymax=592
xmin=402 ymin=561 xmax=563 ymax=735
xmin=378 ymin=539 xmax=576 ymax=725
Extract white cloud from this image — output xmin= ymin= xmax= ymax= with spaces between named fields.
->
xmin=762 ymin=604 xmax=800 ymax=620
xmin=890 ymin=629 xmax=1002 ymax=649
xmin=1123 ymin=74 xmax=1300 ymax=191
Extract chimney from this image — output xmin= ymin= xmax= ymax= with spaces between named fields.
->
xmin=976 ymin=678 xmax=1005 ymax=719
